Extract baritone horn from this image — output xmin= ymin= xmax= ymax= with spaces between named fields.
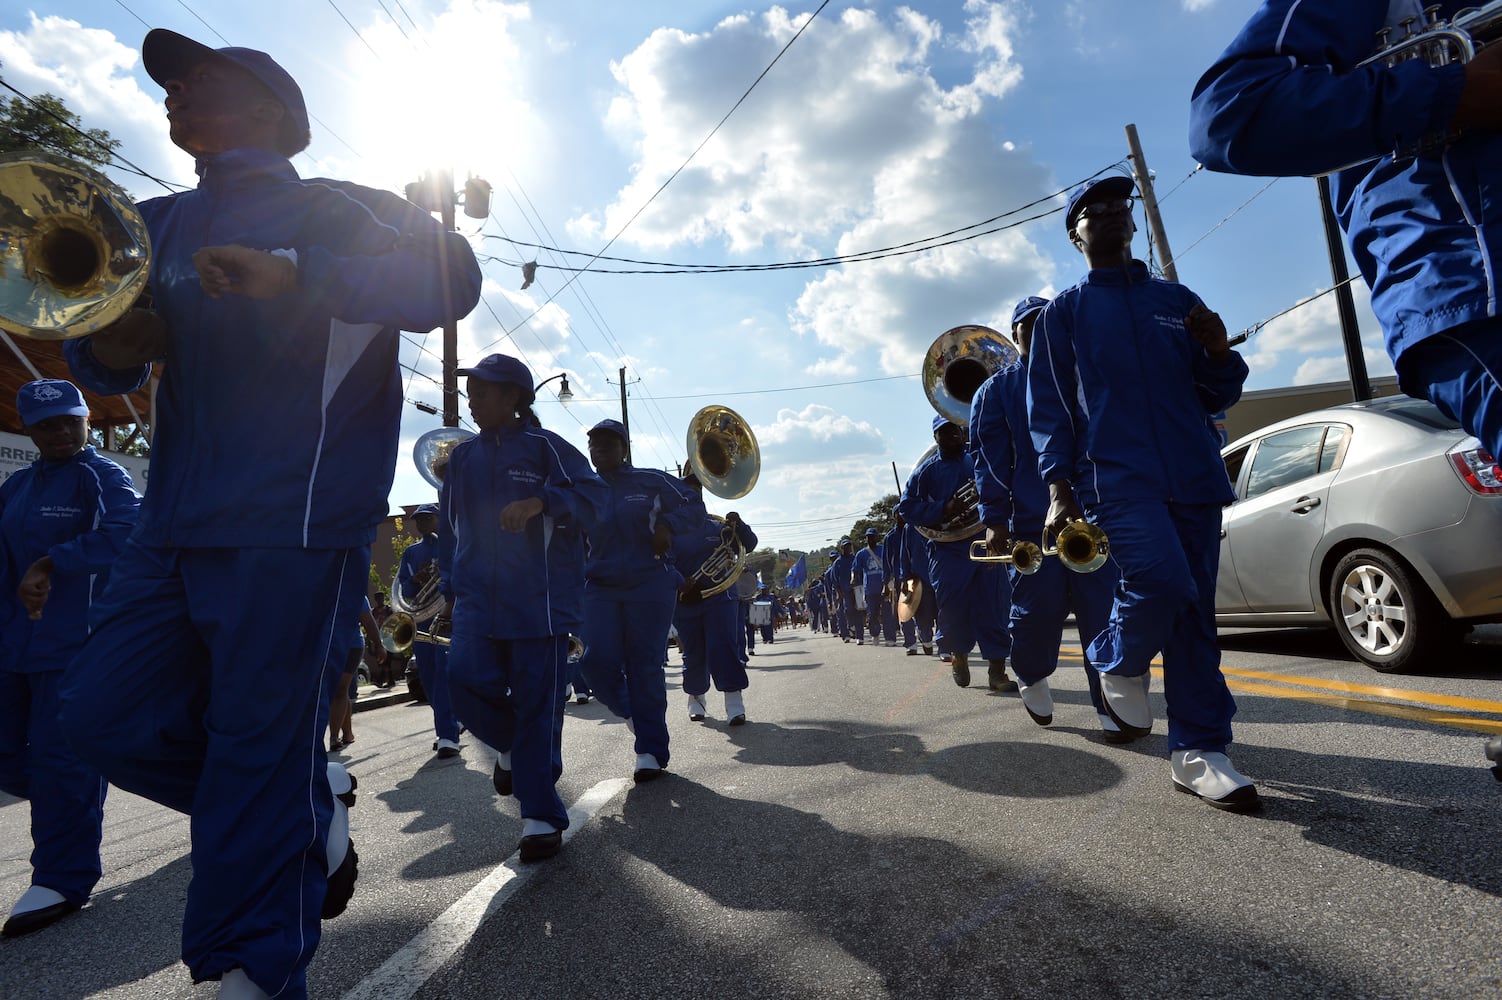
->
xmin=0 ymin=151 xmax=152 ymax=339
xmin=1043 ymin=520 xmax=1110 ymax=574
xmin=968 ymin=537 xmax=1044 ymax=574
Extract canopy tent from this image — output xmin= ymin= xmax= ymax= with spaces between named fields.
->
xmin=0 ymin=333 xmax=155 ymax=439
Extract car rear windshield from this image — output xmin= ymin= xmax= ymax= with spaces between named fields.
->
xmin=1373 ymin=397 xmax=1461 ymax=431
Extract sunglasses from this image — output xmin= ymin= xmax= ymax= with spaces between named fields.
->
xmin=1076 ymin=197 xmax=1135 ymax=221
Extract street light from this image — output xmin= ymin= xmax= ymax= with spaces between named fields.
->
xmin=534 ymin=373 xmax=573 ymax=406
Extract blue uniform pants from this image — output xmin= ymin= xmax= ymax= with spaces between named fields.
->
xmin=1398 ymin=316 xmax=1502 ymax=460
xmin=447 ymin=634 xmax=569 ymax=831
xmin=1006 ymin=550 xmax=1117 ymax=715
xmin=864 ymin=584 xmax=896 ymax=643
xmin=929 ymin=545 xmax=1011 ymax=660
xmin=0 ymin=669 xmax=107 ymax=905
xmin=413 ymin=632 xmax=460 ymax=742
xmin=837 ymin=587 xmax=856 ymax=639
xmin=741 ymin=601 xmax=755 ymax=654
xmin=675 ymin=597 xmax=747 ymax=696
xmin=578 ymin=588 xmax=676 ymax=767
xmin=59 ymin=543 xmax=367 ymax=998
xmin=1085 ymin=500 xmax=1236 ymax=753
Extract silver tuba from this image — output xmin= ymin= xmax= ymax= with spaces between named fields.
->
xmin=922 ymin=324 xmax=1019 ymax=428
xmin=0 ymin=151 xmax=152 ymax=340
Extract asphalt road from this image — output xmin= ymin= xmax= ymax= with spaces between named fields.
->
xmin=2 ymin=624 xmax=1499 ymax=999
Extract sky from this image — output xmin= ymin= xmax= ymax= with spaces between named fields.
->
xmin=0 ymin=0 xmax=1394 ymax=554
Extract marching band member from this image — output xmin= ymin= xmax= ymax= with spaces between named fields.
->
xmin=854 ymin=528 xmax=896 ymax=646
xmin=674 ymin=480 xmax=757 ymax=725
xmin=898 ymin=418 xmax=1015 ymax=691
xmin=438 ymin=354 xmax=605 ymax=860
xmin=59 ymin=30 xmax=481 ymax=998
xmin=971 ymin=297 xmax=1122 ymax=738
xmin=326 ymin=597 xmax=384 ymax=754
xmin=0 ymin=380 xmax=139 ymax=938
xmin=577 ymin=419 xmax=704 ymax=783
xmin=830 ymin=538 xmax=858 ymax=643
xmin=807 ymin=578 xmax=827 ymax=633
xmin=399 ymin=503 xmax=462 ymax=758
xmin=821 ymin=552 xmax=843 ymax=638
xmin=1191 ymin=0 xmax=1502 ymax=465
xmin=754 ymin=582 xmax=783 ymax=645
xmin=1028 ymin=176 xmax=1256 ymax=811
xmin=893 ymin=513 xmax=937 ymax=657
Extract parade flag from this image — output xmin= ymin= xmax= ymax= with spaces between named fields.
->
xmin=785 ymin=554 xmax=807 ymax=590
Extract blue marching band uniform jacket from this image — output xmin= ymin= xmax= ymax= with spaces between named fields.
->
xmin=438 ymin=426 xmax=607 ymax=638
xmin=673 ymin=514 xmax=759 ymax=606
xmin=1027 ymin=262 xmax=1248 ymax=509
xmin=971 ymin=362 xmax=1049 ymax=538
xmin=1188 ymin=0 xmax=1495 ymax=387
xmin=585 ymin=465 xmax=704 ymax=598
xmin=66 ymin=147 xmax=484 ymax=550
xmin=0 ymin=448 xmax=140 ymax=672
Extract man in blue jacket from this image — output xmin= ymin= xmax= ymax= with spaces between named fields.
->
xmin=399 ymin=503 xmax=462 ymax=759
xmin=0 ymin=381 xmax=139 ymax=938
xmin=1028 ymin=176 xmax=1256 ymax=811
xmin=830 ymin=538 xmax=858 ymax=643
xmin=57 ymin=30 xmax=482 ymax=999
xmin=578 ymin=419 xmax=704 ymax=782
xmin=892 ymin=513 xmax=936 ymax=657
xmin=1190 ymin=1 xmax=1502 ymax=464
xmin=972 ymin=298 xmax=1121 ymax=738
xmin=821 ymin=553 xmax=844 ymax=638
xmin=898 ymin=417 xmax=1015 ymax=691
xmin=854 ymin=527 xmax=895 ymax=646
xmin=673 ymin=485 xmax=758 ymax=725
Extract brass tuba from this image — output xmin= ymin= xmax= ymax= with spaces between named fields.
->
xmin=413 ymin=427 xmax=476 ymax=489
xmin=685 ymin=404 xmax=760 ymax=499
xmin=922 ymin=324 xmax=1019 ymax=428
xmin=0 ymin=152 xmax=152 ymax=340
xmin=680 ymin=513 xmax=750 ymax=602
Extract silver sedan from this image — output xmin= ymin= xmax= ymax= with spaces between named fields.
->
xmin=1215 ymin=396 xmax=1502 ymax=673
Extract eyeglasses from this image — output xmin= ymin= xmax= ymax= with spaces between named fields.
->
xmin=1077 ymin=197 xmax=1134 ymax=221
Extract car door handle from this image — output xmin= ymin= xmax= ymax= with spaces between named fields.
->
xmin=1289 ymin=495 xmax=1321 ymax=514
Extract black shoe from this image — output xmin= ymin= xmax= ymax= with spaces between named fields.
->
xmin=951 ymin=659 xmax=970 ymax=688
xmin=575 ymin=693 xmax=592 ymax=704
xmin=906 ymin=647 xmax=918 ymax=656
xmin=433 ymin=739 xmax=461 ymax=759
xmin=1173 ymin=780 xmax=1263 ymax=813
xmin=1 ymin=900 xmax=81 ymax=938
xmin=633 ymin=766 xmax=667 ymax=783
xmin=492 ymin=763 xmax=513 ymax=797
xmin=519 ymin=831 xmax=563 ymax=862
xmin=321 ymin=840 xmax=359 ymax=919
xmin=988 ymin=662 xmax=1018 ymax=693
xmin=728 ymin=714 xmax=747 ymax=726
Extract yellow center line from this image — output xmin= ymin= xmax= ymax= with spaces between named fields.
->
xmin=1055 ymin=649 xmax=1502 ymax=734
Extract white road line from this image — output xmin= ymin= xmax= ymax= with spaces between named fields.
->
xmin=340 ymin=778 xmax=629 ymax=1000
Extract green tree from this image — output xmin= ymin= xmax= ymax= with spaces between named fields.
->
xmin=372 ymin=517 xmax=421 ymax=593
xmin=848 ymin=493 xmax=899 ymax=546
xmin=0 ymin=89 xmax=120 ymax=170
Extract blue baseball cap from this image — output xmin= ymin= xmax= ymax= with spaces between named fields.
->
xmin=17 ymin=379 xmax=88 ymax=426
xmin=457 ymin=354 xmax=535 ymax=403
xmin=1011 ymin=296 xmax=1049 ymax=327
xmin=838 ymin=537 xmax=852 ymax=546
xmin=142 ymin=29 xmax=311 ymax=155
xmin=413 ymin=503 xmax=440 ymax=517
xmin=587 ymin=418 xmax=628 ymax=443
xmin=932 ymin=414 xmax=954 ymax=433
xmin=864 ymin=527 xmax=879 ymax=536
xmin=827 ymin=550 xmax=837 ymax=558
xmin=1065 ymin=175 xmax=1134 ymax=233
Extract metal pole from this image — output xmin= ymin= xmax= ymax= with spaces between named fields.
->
xmin=439 ymin=169 xmax=460 ymax=428
xmin=1124 ymin=123 xmax=1179 ymax=284
xmin=1316 ymin=175 xmax=1372 ymax=401
xmin=618 ymin=366 xmax=630 ymax=464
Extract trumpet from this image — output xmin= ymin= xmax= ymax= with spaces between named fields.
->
xmin=567 ymin=635 xmax=586 ymax=663
xmin=379 ymin=611 xmax=452 ymax=656
xmin=1043 ymin=520 xmax=1110 ymax=574
xmin=1361 ymin=1 xmax=1502 ymax=70
xmin=968 ymin=537 xmax=1044 ymax=574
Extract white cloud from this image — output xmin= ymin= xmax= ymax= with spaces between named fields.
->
xmin=1241 ymin=280 xmax=1387 ymax=387
xmin=1182 ymin=0 xmax=1218 ymax=11
xmin=580 ymin=2 xmax=1056 ymax=376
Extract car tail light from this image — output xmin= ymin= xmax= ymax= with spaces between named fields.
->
xmin=1449 ymin=447 xmax=1502 ymax=495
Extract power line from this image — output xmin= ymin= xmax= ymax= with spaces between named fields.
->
xmin=1163 ymin=177 xmax=1279 ymax=272
xmin=481 ymin=0 xmax=833 ymax=348
xmin=1228 ymin=276 xmax=1363 ymax=347
xmin=539 ymin=373 xmax=919 ymax=403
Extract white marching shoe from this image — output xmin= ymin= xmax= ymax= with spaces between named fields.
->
xmin=724 ymin=689 xmax=747 ymax=726
xmin=323 ymin=762 xmax=358 ymax=919
xmin=1098 ymin=671 xmax=1152 ymax=737
xmin=687 ymin=694 xmax=707 ymax=721
xmin=2 ymin=885 xmax=78 ymax=938
xmin=633 ymin=752 xmax=665 ymax=783
xmin=1017 ymin=677 xmax=1053 ymax=726
xmin=219 ymin=968 xmax=271 ymax=999
xmin=1171 ymin=749 xmax=1261 ymax=813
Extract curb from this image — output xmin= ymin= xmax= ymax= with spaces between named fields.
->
xmin=354 ymin=684 xmax=418 ymax=713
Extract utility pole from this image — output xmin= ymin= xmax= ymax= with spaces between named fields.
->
xmin=1124 ymin=123 xmax=1179 ymax=283
xmin=618 ymin=366 xmax=631 ymax=464
xmin=1315 ymin=175 xmax=1373 ymax=401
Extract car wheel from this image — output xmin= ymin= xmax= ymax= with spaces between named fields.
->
xmin=1326 ymin=547 xmax=1455 ymax=674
